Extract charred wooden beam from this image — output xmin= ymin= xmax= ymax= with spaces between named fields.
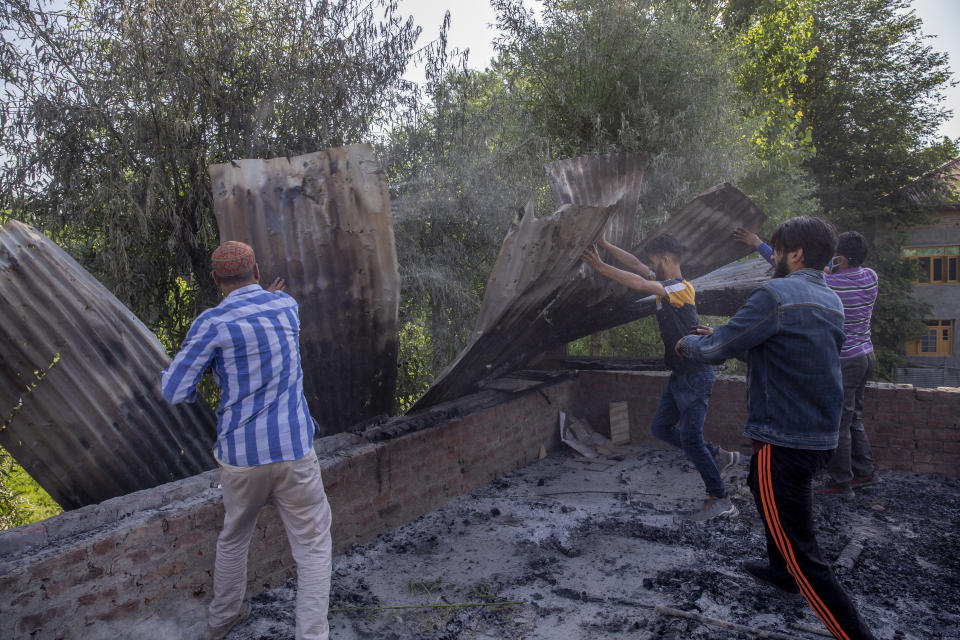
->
xmin=409 ymin=154 xmax=767 ymax=412
xmin=210 ymin=145 xmax=400 ymax=435
xmin=0 ymin=220 xmax=216 ymax=510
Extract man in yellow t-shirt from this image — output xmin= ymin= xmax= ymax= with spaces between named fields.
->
xmin=583 ymin=234 xmax=740 ymax=521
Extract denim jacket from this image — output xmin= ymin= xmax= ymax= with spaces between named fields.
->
xmin=676 ymin=269 xmax=845 ymax=450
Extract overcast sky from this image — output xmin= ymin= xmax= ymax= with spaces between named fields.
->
xmin=400 ymin=0 xmax=960 ymax=141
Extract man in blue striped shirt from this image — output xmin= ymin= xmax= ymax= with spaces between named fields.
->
xmin=162 ymin=241 xmax=332 ymax=640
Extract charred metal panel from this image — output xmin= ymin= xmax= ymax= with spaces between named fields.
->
xmin=691 ymin=257 xmax=774 ymax=316
xmin=410 ymin=200 xmax=626 ymax=411
xmin=210 ymin=145 xmax=400 ymax=434
xmin=410 ymin=156 xmax=767 ymax=412
xmin=0 ymin=220 xmax=216 ymax=510
xmin=410 ymin=154 xmax=646 ymax=411
xmin=634 ymin=182 xmax=767 ymax=280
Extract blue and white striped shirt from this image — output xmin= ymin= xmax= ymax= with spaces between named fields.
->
xmin=161 ymin=284 xmax=315 ymax=467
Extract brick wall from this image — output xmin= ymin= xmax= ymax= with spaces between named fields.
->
xmin=577 ymin=371 xmax=960 ymax=476
xmin=0 ymin=381 xmax=575 ymax=640
xmin=2 ymin=372 xmax=958 ymax=639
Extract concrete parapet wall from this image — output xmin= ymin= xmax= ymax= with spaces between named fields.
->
xmin=0 ymin=381 xmax=574 ymax=639
xmin=2 ymin=372 xmax=958 ymax=639
xmin=576 ymin=371 xmax=960 ymax=477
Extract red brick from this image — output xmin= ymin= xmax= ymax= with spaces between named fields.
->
xmin=933 ymin=463 xmax=958 ymax=476
xmin=916 ymin=440 xmax=943 ymax=452
xmin=28 ymin=547 xmax=87 ymax=582
xmin=943 ymin=441 xmax=960 ymax=454
xmin=10 ymin=589 xmax=39 ymax=609
xmin=91 ymin=537 xmax=119 ymax=557
xmin=888 ymin=438 xmax=916 ymax=450
xmin=20 ymin=603 xmax=72 ymax=635
xmin=932 ymin=452 xmax=959 ymax=465
xmin=86 ymin=598 xmax=140 ymax=624
xmin=932 ymin=402 xmax=960 ymax=416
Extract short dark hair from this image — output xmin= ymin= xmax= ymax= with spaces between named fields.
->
xmin=836 ymin=231 xmax=868 ymax=267
xmin=643 ymin=234 xmax=684 ymax=261
xmin=769 ymin=216 xmax=837 ymax=271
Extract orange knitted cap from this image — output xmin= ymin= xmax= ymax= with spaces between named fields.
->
xmin=212 ymin=241 xmax=256 ymax=277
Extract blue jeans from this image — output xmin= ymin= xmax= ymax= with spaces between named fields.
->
xmin=650 ymin=368 xmax=724 ymax=498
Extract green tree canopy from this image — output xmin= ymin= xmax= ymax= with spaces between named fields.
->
xmin=1 ymin=0 xmax=423 ymax=348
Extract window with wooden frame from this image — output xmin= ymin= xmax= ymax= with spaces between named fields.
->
xmin=906 ymin=320 xmax=954 ymax=356
xmin=901 ymin=246 xmax=960 ymax=284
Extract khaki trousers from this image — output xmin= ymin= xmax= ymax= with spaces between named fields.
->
xmin=209 ymin=448 xmax=332 ymax=640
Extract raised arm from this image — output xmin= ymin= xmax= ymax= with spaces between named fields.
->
xmin=598 ymin=238 xmax=655 ymax=278
xmin=733 ymin=227 xmax=774 ymax=266
xmin=161 ymin=317 xmax=221 ymax=404
xmin=583 ymin=245 xmax=665 ymax=297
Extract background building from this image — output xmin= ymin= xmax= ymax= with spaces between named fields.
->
xmin=896 ymin=158 xmax=960 ymax=387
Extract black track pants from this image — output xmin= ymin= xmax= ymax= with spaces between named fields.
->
xmin=748 ymin=443 xmax=876 ymax=640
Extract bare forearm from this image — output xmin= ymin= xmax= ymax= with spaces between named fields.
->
xmin=601 ymin=241 xmax=653 ymax=277
xmin=594 ymin=261 xmax=664 ymax=296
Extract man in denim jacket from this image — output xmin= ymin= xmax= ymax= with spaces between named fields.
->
xmin=677 ymin=217 xmax=876 ymax=640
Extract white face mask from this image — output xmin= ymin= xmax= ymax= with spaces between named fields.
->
xmin=827 ymin=256 xmax=842 ymax=273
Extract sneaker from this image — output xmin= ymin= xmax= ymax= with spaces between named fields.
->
xmin=851 ymin=473 xmax=881 ymax=489
xmin=204 ymin=601 xmax=251 ymax=640
xmin=690 ymin=495 xmax=738 ymax=521
xmin=742 ymin=560 xmax=802 ymax=599
xmin=714 ymin=447 xmax=742 ymax=476
xmin=815 ymin=482 xmax=855 ymax=500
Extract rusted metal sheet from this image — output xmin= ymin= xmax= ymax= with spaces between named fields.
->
xmin=410 ymin=154 xmax=646 ymax=411
xmin=690 ymin=256 xmax=773 ymax=315
xmin=410 ymin=156 xmax=767 ymax=412
xmin=0 ymin=220 xmax=216 ymax=510
xmin=633 ymin=182 xmax=767 ymax=280
xmin=210 ymin=145 xmax=400 ymax=434
xmin=410 ymin=200 xmax=626 ymax=411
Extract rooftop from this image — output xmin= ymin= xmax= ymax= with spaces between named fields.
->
xmin=230 ymin=446 xmax=960 ymax=640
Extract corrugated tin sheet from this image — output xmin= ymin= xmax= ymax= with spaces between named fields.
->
xmin=410 ymin=154 xmax=645 ymax=411
xmin=411 ymin=156 xmax=767 ymax=412
xmin=410 ymin=199 xmax=625 ymax=411
xmin=210 ymin=145 xmax=400 ymax=434
xmin=633 ymin=182 xmax=767 ymax=280
xmin=0 ymin=220 xmax=216 ymax=510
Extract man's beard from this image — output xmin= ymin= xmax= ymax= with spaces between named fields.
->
xmin=773 ymin=253 xmax=791 ymax=278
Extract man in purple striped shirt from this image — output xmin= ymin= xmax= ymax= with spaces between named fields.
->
xmin=734 ymin=228 xmax=880 ymax=496
xmin=162 ymin=241 xmax=332 ymax=640
xmin=820 ymin=231 xmax=880 ymax=496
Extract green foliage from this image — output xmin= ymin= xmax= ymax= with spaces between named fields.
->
xmin=731 ymin=0 xmax=818 ymax=160
xmin=1 ymin=0 xmax=422 ymax=351
xmin=794 ymin=0 xmax=954 ymax=225
xmin=492 ymin=0 xmax=768 ymax=226
xmin=791 ymin=0 xmax=955 ymax=377
xmin=396 ymin=315 xmax=435 ymax=413
xmin=868 ymin=238 xmax=931 ymax=379
xmin=386 ymin=65 xmax=538 ymax=376
xmin=1 ymin=447 xmax=62 ymax=530
xmin=568 ymin=318 xmax=662 ymax=359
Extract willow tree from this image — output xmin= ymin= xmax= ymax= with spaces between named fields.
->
xmin=1 ymin=0 xmax=423 ymax=349
xmin=386 ymin=0 xmax=818 ymax=380
xmin=726 ymin=0 xmax=958 ymax=376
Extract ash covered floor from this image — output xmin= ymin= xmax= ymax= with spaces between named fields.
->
xmin=229 ymin=447 xmax=960 ymax=640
